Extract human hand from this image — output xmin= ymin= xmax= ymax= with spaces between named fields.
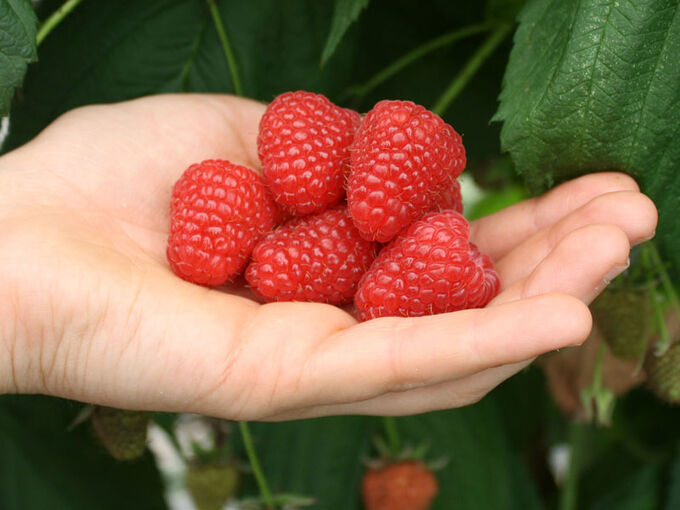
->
xmin=0 ymin=94 xmax=657 ymax=420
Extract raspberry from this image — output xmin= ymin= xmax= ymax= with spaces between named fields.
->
xmin=167 ymin=160 xmax=278 ymax=286
xmin=362 ymin=461 xmax=438 ymax=510
xmin=245 ymin=206 xmax=377 ymax=304
xmin=258 ymin=91 xmax=361 ymax=216
xmin=437 ymin=178 xmax=463 ymax=214
xmin=355 ymin=210 xmax=499 ymax=320
xmin=347 ymin=100 xmax=466 ymax=242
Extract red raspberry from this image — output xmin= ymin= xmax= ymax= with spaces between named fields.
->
xmin=167 ymin=160 xmax=278 ymax=286
xmin=362 ymin=461 xmax=438 ymax=510
xmin=258 ymin=91 xmax=361 ymax=216
xmin=347 ymin=100 xmax=466 ymax=242
xmin=355 ymin=210 xmax=499 ymax=320
xmin=245 ymin=206 xmax=377 ymax=304
xmin=437 ymin=178 xmax=463 ymax=214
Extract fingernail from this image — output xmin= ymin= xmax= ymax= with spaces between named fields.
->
xmin=633 ymin=231 xmax=656 ymax=246
xmin=603 ymin=258 xmax=630 ymax=285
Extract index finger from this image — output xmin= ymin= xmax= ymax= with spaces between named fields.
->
xmin=470 ymin=172 xmax=640 ymax=260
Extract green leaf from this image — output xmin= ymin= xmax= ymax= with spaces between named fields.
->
xmin=236 ymin=416 xmax=374 ymax=508
xmin=3 ymin=0 xmax=359 ymax=152
xmin=665 ymin=454 xmax=680 ymax=510
xmin=587 ymin=464 xmax=661 ymax=510
xmin=236 ymin=395 xmax=543 ymax=510
xmin=320 ymin=0 xmax=369 ymax=66
xmin=0 ymin=0 xmax=37 ymax=115
xmin=485 ymin=0 xmax=527 ymax=22
xmin=398 ymin=399 xmax=544 ymax=510
xmin=495 ymin=0 xmax=680 ymax=273
xmin=0 ymin=395 xmax=166 ymax=510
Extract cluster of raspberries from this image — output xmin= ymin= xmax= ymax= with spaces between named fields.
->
xmin=167 ymin=91 xmax=500 ymax=320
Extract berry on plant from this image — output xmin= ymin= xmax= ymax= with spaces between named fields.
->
xmin=355 ymin=210 xmax=499 ymax=320
xmin=185 ymin=462 xmax=240 ymax=510
xmin=91 ymin=406 xmax=149 ymax=461
xmin=590 ymin=287 xmax=651 ymax=360
xmin=246 ymin=206 xmax=377 ymax=304
xmin=347 ymin=100 xmax=466 ymax=242
xmin=362 ymin=461 xmax=438 ymax=510
xmin=647 ymin=342 xmax=680 ymax=404
xmin=167 ymin=159 xmax=279 ymax=286
xmin=258 ymin=91 xmax=361 ymax=216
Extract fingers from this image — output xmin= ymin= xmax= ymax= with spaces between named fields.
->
xmin=270 ymin=222 xmax=634 ymax=419
xmin=495 ymin=191 xmax=657 ymax=288
xmin=21 ymin=94 xmax=266 ymax=173
xmin=290 ymin=293 xmax=590 ymax=411
xmin=470 ymin=172 xmax=641 ymax=260
xmin=265 ymin=361 xmax=530 ymax=420
xmin=495 ymin=223 xmax=631 ymax=305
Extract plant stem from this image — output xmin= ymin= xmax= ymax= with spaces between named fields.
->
xmin=239 ymin=421 xmax=273 ymax=509
xmin=36 ymin=0 xmax=86 ymax=46
xmin=431 ymin=22 xmax=512 ymax=116
xmin=207 ymin=0 xmax=243 ymax=96
xmin=648 ymin=242 xmax=680 ymax=318
xmin=382 ymin=417 xmax=401 ymax=455
xmin=558 ymin=423 xmax=586 ymax=510
xmin=641 ymin=244 xmax=672 ymax=354
xmin=350 ymin=22 xmax=493 ymax=101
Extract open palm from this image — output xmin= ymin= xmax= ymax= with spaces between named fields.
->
xmin=0 ymin=94 xmax=657 ymax=420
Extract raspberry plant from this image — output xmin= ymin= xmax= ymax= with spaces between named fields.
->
xmin=1 ymin=0 xmax=680 ymax=509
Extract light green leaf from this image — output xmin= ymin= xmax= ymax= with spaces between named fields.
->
xmin=320 ymin=0 xmax=369 ymax=66
xmin=495 ymin=0 xmax=680 ymax=272
xmin=0 ymin=0 xmax=37 ymax=115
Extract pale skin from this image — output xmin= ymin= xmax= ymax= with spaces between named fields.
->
xmin=0 ymin=94 xmax=658 ymax=420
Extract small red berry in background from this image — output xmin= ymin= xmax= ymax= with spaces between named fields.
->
xmin=355 ymin=210 xmax=499 ymax=320
xmin=347 ymin=100 xmax=466 ymax=242
xmin=258 ymin=91 xmax=361 ymax=216
xmin=167 ymin=159 xmax=278 ymax=286
xmin=362 ymin=461 xmax=438 ymax=510
xmin=246 ymin=205 xmax=377 ymax=305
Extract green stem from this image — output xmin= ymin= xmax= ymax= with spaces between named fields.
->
xmin=648 ymin=242 xmax=680 ymax=318
xmin=36 ymin=0 xmax=86 ymax=46
xmin=350 ymin=22 xmax=493 ymax=101
xmin=207 ymin=0 xmax=243 ymax=96
xmin=239 ymin=421 xmax=273 ymax=509
xmin=382 ymin=417 xmax=401 ymax=455
xmin=558 ymin=423 xmax=586 ymax=510
xmin=641 ymin=244 xmax=672 ymax=354
xmin=431 ymin=22 xmax=512 ymax=116
xmin=593 ymin=342 xmax=605 ymax=392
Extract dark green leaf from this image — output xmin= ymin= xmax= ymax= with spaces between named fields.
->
xmin=587 ymin=464 xmax=661 ymax=510
xmin=0 ymin=395 xmax=165 ymax=510
xmin=236 ymin=416 xmax=375 ymax=508
xmin=4 ymin=0 xmax=355 ymax=152
xmin=0 ymin=0 xmax=37 ymax=115
xmin=665 ymin=454 xmax=680 ymax=510
xmin=320 ymin=0 xmax=369 ymax=66
xmin=398 ymin=398 xmax=544 ymax=510
xmin=485 ymin=0 xmax=527 ymax=22
xmin=495 ymin=0 xmax=680 ymax=273
xmin=236 ymin=395 xmax=543 ymax=510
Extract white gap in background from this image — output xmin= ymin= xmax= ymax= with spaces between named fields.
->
xmin=0 ymin=117 xmax=8 ymax=147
